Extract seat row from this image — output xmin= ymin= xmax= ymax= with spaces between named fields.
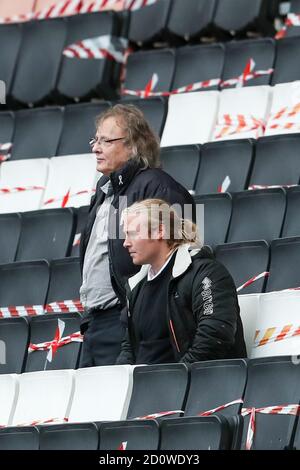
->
xmin=0 ymin=0 xmax=279 ymax=47
xmin=2 ymin=11 xmax=300 ymax=109
xmin=0 ymin=207 xmax=88 ymax=263
xmin=0 ymin=357 xmax=300 ymax=450
xmin=2 ymin=81 xmax=300 ymax=164
xmin=162 ymin=134 xmax=300 ymax=193
xmin=196 ymin=186 xmax=300 ymax=248
xmin=0 ymin=154 xmax=97 ymax=214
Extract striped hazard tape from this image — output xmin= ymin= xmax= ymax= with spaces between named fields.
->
xmin=43 ymin=188 xmax=95 ymax=207
xmin=214 ymin=114 xmax=266 ymax=140
xmin=0 ymin=299 xmax=84 ymax=318
xmin=236 ymin=272 xmax=269 ymax=293
xmin=254 ymin=324 xmax=300 ymax=348
xmin=28 ymin=319 xmax=83 ymax=362
xmin=242 ymin=404 xmax=300 ymax=450
xmin=134 ymin=410 xmax=183 ymax=420
xmin=0 ymin=186 xmax=45 ymax=195
xmin=0 ymin=0 xmax=158 ymax=24
xmin=221 ymin=58 xmax=273 ymax=88
xmin=266 ymin=102 xmax=300 ymax=133
xmin=63 ymin=35 xmax=129 ymax=63
xmin=0 ymin=143 xmax=12 ymax=163
xmin=275 ymin=13 xmax=300 ymax=39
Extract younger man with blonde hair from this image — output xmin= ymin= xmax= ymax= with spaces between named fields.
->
xmin=117 ymin=199 xmax=246 ymax=365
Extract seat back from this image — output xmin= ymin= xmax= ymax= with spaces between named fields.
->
xmin=0 ymin=426 xmax=39 ymax=450
xmin=161 ymin=91 xmax=219 ymax=146
xmin=282 ymin=186 xmax=300 ymax=238
xmin=160 ymin=415 xmax=232 ymax=450
xmin=227 ymin=188 xmax=286 ymax=243
xmin=0 ymin=260 xmax=49 ymax=307
xmin=39 ymin=422 xmax=98 ymax=450
xmin=194 ymin=193 xmax=232 ymax=249
xmin=0 ymin=212 xmax=21 ymax=263
xmin=69 ymin=365 xmax=134 ymax=422
xmin=249 ymin=134 xmax=300 ymax=188
xmin=11 ymin=369 xmax=75 ymax=426
xmin=241 ymin=357 xmax=300 ymax=449
xmin=160 ymin=145 xmax=201 ymax=191
xmin=0 ymin=159 xmax=49 ymax=214
xmin=16 ymin=208 xmax=75 ymax=262
xmin=251 ymin=291 xmax=300 ymax=359
xmin=99 ymin=420 xmax=159 ymax=450
xmin=11 ymin=18 xmax=67 ymax=105
xmin=195 ymin=139 xmax=253 ymax=194
xmin=47 ymin=257 xmax=81 ymax=304
xmin=215 ymin=240 xmax=270 ymax=293
xmin=0 ymin=317 xmax=29 ymax=374
xmin=25 ymin=312 xmax=82 ymax=372
xmin=11 ymin=107 xmax=63 ymax=160
xmin=185 ymin=359 xmax=247 ymax=417
xmin=267 ymin=236 xmax=300 ymax=291
xmin=126 ymin=363 xmax=189 ymax=420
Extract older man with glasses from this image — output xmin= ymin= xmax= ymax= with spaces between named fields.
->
xmin=79 ymin=104 xmax=195 ymax=367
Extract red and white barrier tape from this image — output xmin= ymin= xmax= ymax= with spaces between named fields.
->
xmin=118 ymin=441 xmax=128 ymax=450
xmin=0 ymin=299 xmax=84 ymax=318
xmin=0 ymin=143 xmax=12 ymax=163
xmin=217 ymin=176 xmax=231 ymax=193
xmin=0 ymin=0 xmax=158 ymax=24
xmin=266 ymin=102 xmax=300 ymax=133
xmin=122 ymin=58 xmax=272 ymax=99
xmin=0 ymin=186 xmax=45 ymax=195
xmin=28 ymin=319 xmax=83 ymax=362
xmin=63 ymin=35 xmax=129 ymax=63
xmin=275 ymin=13 xmax=300 ymax=39
xmin=43 ymin=188 xmax=95 ymax=207
xmin=72 ymin=233 xmax=82 ymax=247
xmin=122 ymin=75 xmax=221 ymax=98
xmin=17 ymin=417 xmax=69 ymax=427
xmin=45 ymin=299 xmax=84 ymax=313
xmin=198 ymin=399 xmax=243 ymax=417
xmin=248 ymin=184 xmax=297 ymax=190
xmin=0 ymin=305 xmax=44 ymax=318
xmin=254 ymin=324 xmax=300 ymax=348
xmin=221 ymin=58 xmax=273 ymax=88
xmin=214 ymin=114 xmax=265 ymax=140
xmin=134 ymin=410 xmax=183 ymax=420
xmin=237 ymin=272 xmax=269 ymax=293
xmin=241 ymin=404 xmax=300 ymax=450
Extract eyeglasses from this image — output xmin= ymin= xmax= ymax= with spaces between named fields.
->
xmin=89 ymin=136 xmax=126 ymax=148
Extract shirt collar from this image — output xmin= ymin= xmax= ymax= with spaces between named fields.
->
xmin=147 ymin=250 xmax=177 ymax=281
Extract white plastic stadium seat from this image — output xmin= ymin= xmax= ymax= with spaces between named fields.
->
xmin=251 ymin=290 xmax=300 ymax=359
xmin=212 ymin=85 xmax=272 ymax=141
xmin=68 ymin=365 xmax=134 ymax=422
xmin=265 ymin=81 xmax=300 ymax=136
xmin=0 ymin=374 xmax=19 ymax=426
xmin=160 ymin=91 xmax=219 ymax=146
xmin=0 ymin=158 xmax=49 ymax=214
xmin=41 ymin=154 xmax=96 ymax=209
xmin=11 ymin=369 xmax=75 ymax=426
xmin=238 ymin=293 xmax=260 ymax=357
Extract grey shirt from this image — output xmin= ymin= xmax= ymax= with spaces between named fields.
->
xmin=80 ymin=180 xmax=119 ymax=310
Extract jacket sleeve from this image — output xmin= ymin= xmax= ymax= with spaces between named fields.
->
xmin=179 ymin=262 xmax=240 ymax=364
xmin=115 ymin=328 xmax=135 ymax=365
